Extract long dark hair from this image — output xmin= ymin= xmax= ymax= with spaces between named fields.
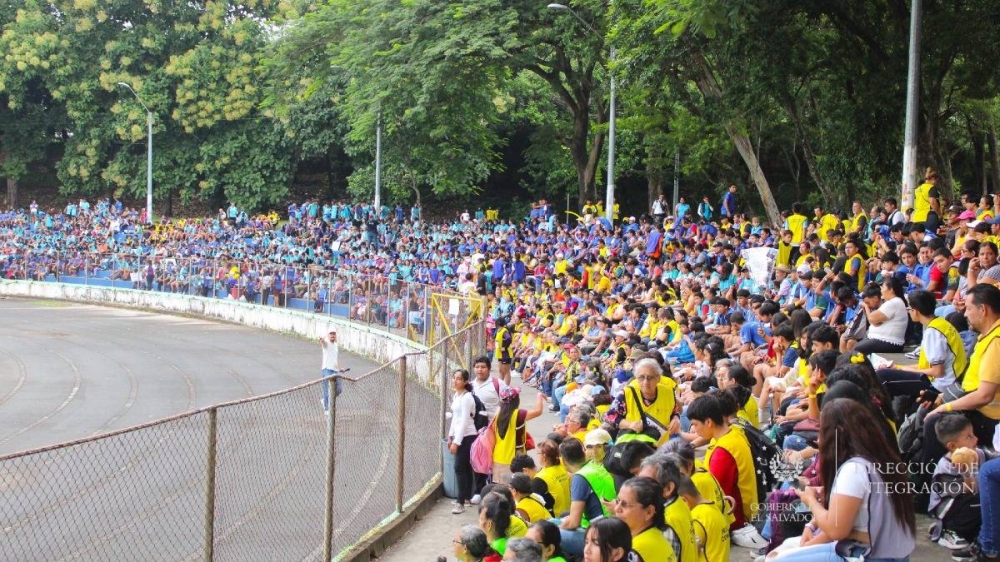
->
xmin=818 ymin=399 xmax=915 ymax=537
xmin=496 ymin=393 xmax=520 ymax=439
xmin=455 ymin=369 xmax=472 ymax=393
xmin=585 ymin=517 xmax=632 ymax=562
xmin=528 ymin=520 xmax=566 ymax=561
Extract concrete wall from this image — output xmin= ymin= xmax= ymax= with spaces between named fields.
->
xmin=0 ymin=279 xmax=428 ymax=372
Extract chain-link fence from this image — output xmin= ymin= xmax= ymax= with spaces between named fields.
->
xmin=0 ymin=250 xmax=482 ymax=347
xmin=0 ymin=321 xmax=485 ymax=561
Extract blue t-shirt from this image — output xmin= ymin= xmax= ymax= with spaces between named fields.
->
xmin=740 ymin=322 xmax=770 ymax=347
xmin=781 ymin=346 xmax=799 ymax=368
xmin=570 ymin=473 xmax=605 ymax=522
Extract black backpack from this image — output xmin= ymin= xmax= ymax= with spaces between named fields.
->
xmin=733 ymin=418 xmax=783 ymax=501
xmin=471 ymin=393 xmax=489 ymax=431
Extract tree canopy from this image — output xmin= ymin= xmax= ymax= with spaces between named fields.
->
xmin=2 ymin=0 xmax=1000 ymax=217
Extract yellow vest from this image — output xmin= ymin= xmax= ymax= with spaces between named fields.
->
xmin=537 ymin=465 xmax=571 ymax=515
xmin=624 ymin=378 xmax=677 ymax=445
xmin=962 ymin=321 xmax=1000 ymax=392
xmin=852 ymin=212 xmax=867 ymax=233
xmin=919 ymin=316 xmax=969 ymax=380
xmin=963 ymin=320 xmax=1000 ymax=419
xmin=665 ymin=497 xmax=698 ymax=562
xmin=786 ymin=214 xmax=807 ymax=243
xmin=691 ymin=502 xmax=731 ymax=562
xmin=492 ymin=413 xmax=518 ymax=464
xmin=632 ymin=526 xmax=678 ymax=562
xmin=844 ymin=255 xmax=866 ymax=291
xmin=516 ymin=496 xmax=550 ymax=523
xmin=704 ymin=426 xmax=758 ymax=521
xmin=913 ymin=182 xmax=935 ymax=222
xmin=737 ymin=394 xmax=760 ymax=429
xmin=777 ymin=240 xmax=794 ymax=267
xmin=691 ymin=469 xmax=735 ymax=527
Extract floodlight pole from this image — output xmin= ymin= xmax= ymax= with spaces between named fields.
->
xmin=117 ymin=82 xmax=153 ymax=224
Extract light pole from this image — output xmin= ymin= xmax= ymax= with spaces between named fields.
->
xmin=117 ymin=82 xmax=153 ymax=224
xmin=375 ymin=113 xmax=382 ymax=212
xmin=548 ymin=3 xmax=615 ymax=224
xmin=900 ymin=0 xmax=922 ymax=211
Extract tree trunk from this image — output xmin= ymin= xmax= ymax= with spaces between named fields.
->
xmin=164 ymin=187 xmax=174 ymax=217
xmin=781 ymin=93 xmax=836 ymax=207
xmin=692 ymin=52 xmax=782 ymax=226
xmin=988 ymin=124 xmax=1000 ymax=194
xmin=6 ymin=177 xmax=17 ymax=209
xmin=646 ymin=157 xmax=663 ymax=216
xmin=569 ymin=105 xmax=600 ymax=207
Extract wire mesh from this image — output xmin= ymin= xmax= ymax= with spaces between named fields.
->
xmin=211 ymin=382 xmax=328 ymax=561
xmin=326 ymin=361 xmax=403 ymax=559
xmin=0 ymin=319 xmax=485 ymax=562
xmin=0 ymin=412 xmax=209 ymax=562
xmin=401 ymin=374 xmax=443 ymax=502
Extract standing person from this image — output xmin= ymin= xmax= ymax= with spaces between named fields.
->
xmin=675 ymin=197 xmax=691 ymax=222
xmin=697 ymin=195 xmax=713 ymax=223
xmin=720 ymin=185 xmax=738 ymax=219
xmin=495 ymin=317 xmax=514 ymax=386
xmin=449 ymin=369 xmax=480 ymax=514
xmin=913 ymin=167 xmax=942 ymax=231
xmin=652 ymin=194 xmax=668 ymax=225
xmin=472 ymin=355 xmax=505 ymax=503
xmin=492 ymin=387 xmax=545 ymax=483
xmin=319 ymin=330 xmax=344 ymax=414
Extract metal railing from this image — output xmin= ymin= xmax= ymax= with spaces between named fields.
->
xmin=0 ymin=250 xmax=484 ymax=347
xmin=0 ymin=320 xmax=485 ymax=561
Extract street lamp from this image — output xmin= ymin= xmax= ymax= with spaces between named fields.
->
xmin=548 ymin=3 xmax=616 ymax=224
xmin=117 ymin=82 xmax=154 ymax=224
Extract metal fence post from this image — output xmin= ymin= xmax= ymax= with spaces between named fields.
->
xmin=396 ymin=356 xmax=407 ymax=514
xmin=323 ymin=377 xmax=339 ymax=562
xmin=440 ymin=341 xmax=449 ymax=445
xmin=203 ymin=407 xmax=219 ymax=561
xmin=422 ymin=290 xmax=429 ymax=347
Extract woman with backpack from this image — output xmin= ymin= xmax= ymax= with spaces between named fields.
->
xmin=448 ymin=369 xmax=480 ymax=514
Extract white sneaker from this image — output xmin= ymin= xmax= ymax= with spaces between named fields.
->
xmin=451 ymin=502 xmax=465 ymax=515
xmin=939 ymin=529 xmax=970 ymax=550
xmin=732 ymin=523 xmax=768 ymax=549
xmin=470 ymin=494 xmax=482 ymax=505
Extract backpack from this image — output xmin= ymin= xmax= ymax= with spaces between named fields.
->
xmin=897 ymin=407 xmax=928 ymax=463
xmin=471 ymin=393 xmax=489 ymax=431
xmin=732 ymin=417 xmax=783 ymax=501
xmin=470 ymin=419 xmax=496 ymax=475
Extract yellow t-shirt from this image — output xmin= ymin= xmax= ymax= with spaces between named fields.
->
xmin=786 ymin=214 xmax=808 ymax=244
xmin=537 ymin=464 xmax=571 ymax=515
xmin=508 ymin=514 xmax=528 ymax=538
xmin=691 ymin=502 xmax=731 ymax=562
xmin=631 ymin=526 xmax=677 ymax=562
xmin=737 ymin=395 xmax=760 ymax=429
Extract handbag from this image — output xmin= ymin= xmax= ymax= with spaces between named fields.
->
xmin=616 ymin=387 xmax=663 ymax=443
xmin=470 ymin=418 xmax=496 ymax=474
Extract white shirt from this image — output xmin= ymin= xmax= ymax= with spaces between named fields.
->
xmin=921 ymin=327 xmax=957 ymax=390
xmin=321 ymin=339 xmax=340 ymax=370
xmin=868 ymin=297 xmax=907 ymax=345
xmin=449 ymin=391 xmax=478 ymax=442
xmin=831 ymin=458 xmax=873 ymax=532
xmin=472 ymin=376 xmax=505 ymax=419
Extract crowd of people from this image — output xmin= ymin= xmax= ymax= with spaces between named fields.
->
xmin=442 ymin=170 xmax=1000 ymax=562
xmin=4 ymin=170 xmax=1000 ymax=562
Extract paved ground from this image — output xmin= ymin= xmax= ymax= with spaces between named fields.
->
xmin=0 ymin=297 xmax=383 ymax=561
xmin=378 ymin=377 xmax=952 ymax=562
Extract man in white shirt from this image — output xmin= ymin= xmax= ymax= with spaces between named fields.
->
xmin=470 ymin=355 xmax=507 ymax=502
xmin=320 ymin=330 xmax=344 ymax=413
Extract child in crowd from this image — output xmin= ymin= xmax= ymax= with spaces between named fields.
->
xmin=930 ymin=413 xmax=985 ymax=551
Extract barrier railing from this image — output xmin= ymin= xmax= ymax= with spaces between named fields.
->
xmin=0 ymin=250 xmax=485 ymax=348
xmin=0 ymin=320 xmax=484 ymax=561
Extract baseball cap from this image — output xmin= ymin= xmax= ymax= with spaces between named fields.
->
xmin=584 ymin=429 xmax=613 ymax=447
xmin=959 ymin=210 xmax=977 ymax=220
